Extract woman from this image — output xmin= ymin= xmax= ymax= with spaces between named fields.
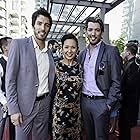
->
xmin=52 ymin=33 xmax=83 ymax=140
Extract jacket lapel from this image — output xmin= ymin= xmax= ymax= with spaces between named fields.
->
xmin=26 ymin=37 xmax=55 ymax=92
xmin=26 ymin=37 xmax=38 ymax=76
xmin=47 ymin=49 xmax=55 ymax=92
xmin=95 ymin=41 xmax=105 ymax=76
xmin=122 ymin=58 xmax=134 ymax=80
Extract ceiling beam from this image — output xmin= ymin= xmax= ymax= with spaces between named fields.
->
xmin=106 ymin=0 xmax=125 ymax=13
xmin=50 ymin=0 xmax=111 ymax=9
xmin=52 ymin=20 xmax=85 ymax=27
xmin=49 ymin=31 xmax=66 ymax=35
xmin=49 ymin=0 xmax=125 ymax=40
xmin=46 ymin=38 xmax=61 ymax=41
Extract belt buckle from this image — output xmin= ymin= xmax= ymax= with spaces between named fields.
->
xmin=91 ymin=95 xmax=96 ymax=99
xmin=88 ymin=95 xmax=94 ymax=99
xmin=87 ymin=95 xmax=91 ymax=99
xmin=93 ymin=95 xmax=96 ymax=99
xmin=90 ymin=95 xmax=97 ymax=99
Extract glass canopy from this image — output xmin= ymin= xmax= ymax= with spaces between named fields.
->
xmin=47 ymin=0 xmax=124 ymax=41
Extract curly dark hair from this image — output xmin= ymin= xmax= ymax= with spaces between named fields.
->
xmin=32 ymin=7 xmax=52 ymax=28
xmin=85 ymin=16 xmax=104 ymax=32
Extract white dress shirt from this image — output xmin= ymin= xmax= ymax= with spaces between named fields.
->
xmin=32 ymin=36 xmax=49 ymax=97
xmin=0 ymin=55 xmax=8 ymax=106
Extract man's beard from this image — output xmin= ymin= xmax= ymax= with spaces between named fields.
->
xmin=34 ymin=31 xmax=48 ymax=41
xmin=90 ymin=38 xmax=101 ymax=46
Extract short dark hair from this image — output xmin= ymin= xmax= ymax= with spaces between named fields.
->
xmin=128 ymin=40 xmax=139 ymax=45
xmin=32 ymin=7 xmax=52 ymax=28
xmin=0 ymin=37 xmax=12 ymax=52
xmin=48 ymin=39 xmax=59 ymax=46
xmin=85 ymin=16 xmax=104 ymax=32
xmin=125 ymin=42 xmax=138 ymax=56
xmin=61 ymin=33 xmax=78 ymax=49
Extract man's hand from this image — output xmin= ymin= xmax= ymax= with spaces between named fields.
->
xmin=11 ymin=113 xmax=23 ymax=126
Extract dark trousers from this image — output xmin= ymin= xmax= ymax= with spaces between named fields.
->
xmin=15 ymin=95 xmax=51 ymax=140
xmin=119 ymin=99 xmax=139 ymax=140
xmin=81 ymin=96 xmax=110 ymax=140
xmin=9 ymin=119 xmax=15 ymax=140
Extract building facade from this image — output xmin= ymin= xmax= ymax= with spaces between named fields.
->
xmin=7 ymin=0 xmax=29 ymax=38
xmin=122 ymin=0 xmax=140 ymax=41
xmin=35 ymin=0 xmax=47 ymax=9
xmin=0 ymin=0 xmax=7 ymax=37
xmin=0 ymin=0 xmax=29 ymax=38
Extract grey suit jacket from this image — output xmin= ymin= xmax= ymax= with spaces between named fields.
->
xmin=6 ymin=37 xmax=55 ymax=116
xmin=78 ymin=41 xmax=121 ymax=107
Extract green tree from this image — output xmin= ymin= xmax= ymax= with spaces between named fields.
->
xmin=111 ymin=36 xmax=126 ymax=53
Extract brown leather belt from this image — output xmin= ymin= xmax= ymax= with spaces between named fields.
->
xmin=83 ymin=94 xmax=105 ymax=100
xmin=36 ymin=92 xmax=49 ymax=101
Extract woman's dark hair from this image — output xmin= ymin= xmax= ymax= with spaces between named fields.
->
xmin=61 ymin=33 xmax=78 ymax=49
xmin=85 ymin=16 xmax=104 ymax=32
xmin=32 ymin=7 xmax=52 ymax=28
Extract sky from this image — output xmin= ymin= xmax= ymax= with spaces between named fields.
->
xmin=105 ymin=3 xmax=123 ymax=41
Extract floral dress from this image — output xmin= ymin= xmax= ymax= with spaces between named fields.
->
xmin=52 ymin=61 xmax=83 ymax=140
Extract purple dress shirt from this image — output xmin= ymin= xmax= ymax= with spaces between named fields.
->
xmin=82 ymin=41 xmax=104 ymax=96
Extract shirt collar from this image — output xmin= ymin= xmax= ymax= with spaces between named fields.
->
xmin=96 ymin=40 xmax=102 ymax=48
xmin=87 ymin=40 xmax=102 ymax=51
xmin=32 ymin=36 xmax=48 ymax=52
xmin=2 ymin=54 xmax=8 ymax=61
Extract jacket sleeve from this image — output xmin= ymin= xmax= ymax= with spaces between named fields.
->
xmin=6 ymin=39 xmax=20 ymax=115
xmin=106 ymin=46 xmax=122 ymax=107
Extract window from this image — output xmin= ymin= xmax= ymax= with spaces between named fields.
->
xmin=12 ymin=0 xmax=19 ymax=10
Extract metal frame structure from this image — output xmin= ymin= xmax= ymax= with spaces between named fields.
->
xmin=46 ymin=0 xmax=125 ymax=40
